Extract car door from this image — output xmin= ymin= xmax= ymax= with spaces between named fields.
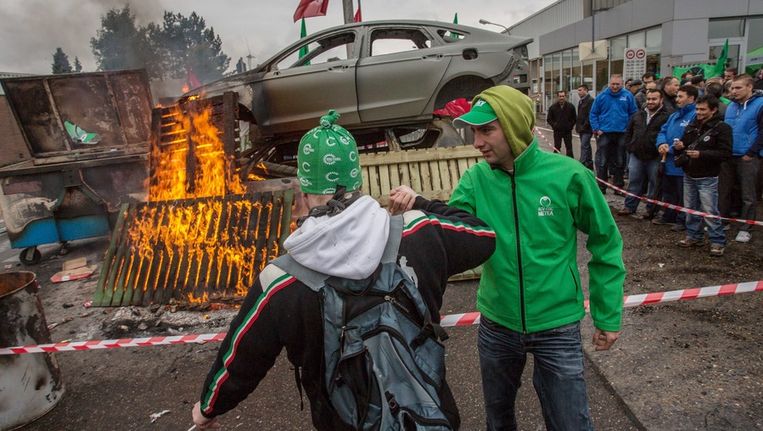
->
xmin=254 ymin=30 xmax=361 ymax=135
xmin=355 ymin=26 xmax=451 ymax=123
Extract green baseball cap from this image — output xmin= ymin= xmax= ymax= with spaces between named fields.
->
xmin=453 ymin=98 xmax=497 ymax=127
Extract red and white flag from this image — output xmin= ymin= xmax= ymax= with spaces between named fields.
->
xmin=353 ymin=0 xmax=362 ymax=22
xmin=293 ymin=0 xmax=329 ymax=22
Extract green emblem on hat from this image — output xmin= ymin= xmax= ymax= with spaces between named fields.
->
xmin=297 ymin=110 xmax=362 ymax=194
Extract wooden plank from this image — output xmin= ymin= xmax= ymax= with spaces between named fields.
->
xmin=368 ymin=165 xmax=381 ymax=198
xmin=93 ymin=203 xmax=129 ymax=306
xmin=409 ymin=161 xmax=422 ymax=195
xmin=448 ymin=160 xmax=460 ymax=190
xmin=457 ymin=158 xmax=470 ymax=178
xmin=438 ymin=160 xmax=451 ymax=191
xmin=361 ymin=166 xmax=371 ymax=196
xmin=359 ymin=145 xmax=480 ymax=166
xmin=399 ymin=162 xmax=411 ymax=190
xmin=378 ymin=164 xmax=391 ymax=197
xmin=389 ymin=163 xmax=401 ymax=189
xmin=419 ymin=159 xmax=432 ymax=194
xmin=429 ymin=160 xmax=442 ymax=191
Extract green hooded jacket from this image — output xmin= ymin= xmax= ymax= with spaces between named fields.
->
xmin=449 ymin=86 xmax=625 ymax=333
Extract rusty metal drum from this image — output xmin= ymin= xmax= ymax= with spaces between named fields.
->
xmin=0 ymin=271 xmax=64 ymax=430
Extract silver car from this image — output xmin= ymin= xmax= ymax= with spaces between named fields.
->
xmin=188 ymin=20 xmax=531 ymax=148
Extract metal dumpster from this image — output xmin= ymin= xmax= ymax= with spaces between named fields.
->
xmin=0 ymin=70 xmax=152 ymax=264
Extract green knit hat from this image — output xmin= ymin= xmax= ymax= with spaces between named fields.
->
xmin=297 ymin=110 xmax=362 ymax=195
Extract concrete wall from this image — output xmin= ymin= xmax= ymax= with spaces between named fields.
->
xmin=506 ymin=0 xmax=585 ymax=59
xmin=539 ymin=0 xmax=763 ymax=65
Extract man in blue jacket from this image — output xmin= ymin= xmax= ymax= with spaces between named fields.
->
xmin=654 ymin=85 xmax=698 ymax=229
xmin=590 ymin=74 xmax=638 ymax=191
xmin=722 ymin=74 xmax=763 ymax=243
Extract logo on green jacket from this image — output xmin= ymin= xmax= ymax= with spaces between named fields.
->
xmin=538 ymin=196 xmax=554 ymax=217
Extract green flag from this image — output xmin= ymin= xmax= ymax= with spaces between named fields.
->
xmin=673 ymin=39 xmax=728 ymax=79
xmin=710 ymin=39 xmax=729 ymax=77
xmin=448 ymin=13 xmax=460 ymax=41
xmin=299 ymin=18 xmax=310 ymax=64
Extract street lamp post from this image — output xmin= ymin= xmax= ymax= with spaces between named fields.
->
xmin=478 ymin=19 xmax=509 ymax=33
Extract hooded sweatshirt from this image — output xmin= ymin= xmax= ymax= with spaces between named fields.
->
xmin=724 ymin=90 xmax=763 ymax=157
xmin=450 ymin=86 xmax=625 ymax=334
xmin=198 ymin=196 xmax=496 ymax=429
xmin=656 ymin=103 xmax=696 ymax=176
xmin=589 ymin=87 xmax=638 ymax=133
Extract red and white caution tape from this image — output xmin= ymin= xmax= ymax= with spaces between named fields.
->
xmin=0 ymin=333 xmax=226 ymax=355
xmin=533 ymin=128 xmax=763 ymax=227
xmin=3 ymin=281 xmax=762 ymax=356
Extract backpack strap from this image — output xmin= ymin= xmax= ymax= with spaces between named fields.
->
xmin=273 ymin=215 xmax=403 ymax=290
xmin=380 ymin=215 xmax=404 ymax=265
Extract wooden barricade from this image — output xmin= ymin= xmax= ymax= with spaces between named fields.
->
xmin=359 ymin=145 xmax=482 ymax=205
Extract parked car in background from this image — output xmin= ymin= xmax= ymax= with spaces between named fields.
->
xmin=186 ymin=19 xmax=531 ymax=159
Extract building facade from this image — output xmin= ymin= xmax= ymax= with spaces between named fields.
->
xmin=506 ymin=0 xmax=763 ymax=110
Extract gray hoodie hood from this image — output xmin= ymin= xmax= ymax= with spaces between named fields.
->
xmin=283 ymin=195 xmax=391 ymax=280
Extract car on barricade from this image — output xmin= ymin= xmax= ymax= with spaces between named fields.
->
xmin=185 ymin=20 xmax=531 ymax=155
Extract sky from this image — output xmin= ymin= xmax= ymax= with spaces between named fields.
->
xmin=0 ymin=0 xmax=555 ymax=74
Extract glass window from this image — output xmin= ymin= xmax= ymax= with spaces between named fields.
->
xmin=595 ymin=60 xmax=609 ymax=93
xmin=628 ymin=32 xmax=645 ymax=49
xmin=272 ymin=32 xmax=356 ymax=70
xmin=370 ymin=29 xmax=431 ymax=56
xmin=544 ymin=55 xmax=553 ymax=110
xmin=709 ymin=18 xmax=745 ymax=39
xmin=582 ymin=61 xmax=594 ymax=87
xmin=610 ymin=59 xmax=624 ymax=77
xmin=570 ymin=48 xmax=582 ymax=91
xmin=562 ymin=49 xmax=573 ymax=91
xmin=710 ymin=44 xmax=741 ymax=71
xmin=749 ymin=17 xmax=763 ymax=53
xmin=646 ymin=27 xmax=662 ymax=54
xmin=610 ymin=36 xmax=627 ymax=60
xmin=646 ymin=54 xmax=660 ymax=76
xmin=553 ymin=52 xmax=562 ymax=91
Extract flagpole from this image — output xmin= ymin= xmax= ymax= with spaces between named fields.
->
xmin=343 ymin=0 xmax=354 ymax=24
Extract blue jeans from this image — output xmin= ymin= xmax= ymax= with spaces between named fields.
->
xmin=579 ymin=132 xmax=593 ymax=170
xmin=684 ymin=176 xmax=725 ymax=245
xmin=624 ymin=157 xmax=658 ymax=213
xmin=595 ymin=132 xmax=626 ymax=187
xmin=478 ymin=318 xmax=593 ymax=431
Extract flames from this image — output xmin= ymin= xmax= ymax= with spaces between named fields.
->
xmin=125 ymin=101 xmax=274 ymax=305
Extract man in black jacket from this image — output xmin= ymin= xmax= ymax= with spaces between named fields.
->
xmin=547 ymin=90 xmax=577 ymax=157
xmin=674 ymin=95 xmax=732 ymax=256
xmin=619 ymin=88 xmax=670 ymax=217
xmin=191 ymin=111 xmax=496 ymax=430
xmin=576 ymin=85 xmax=594 ymax=169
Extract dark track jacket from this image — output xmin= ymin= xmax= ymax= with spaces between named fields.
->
xmin=198 ymin=196 xmax=496 ymax=430
xmin=675 ymin=113 xmax=732 ymax=178
xmin=624 ymin=106 xmax=670 ymax=161
xmin=576 ymin=95 xmax=593 ymax=134
xmin=547 ymin=101 xmax=577 ymax=132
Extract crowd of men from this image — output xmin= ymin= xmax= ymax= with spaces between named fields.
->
xmin=547 ymin=68 xmax=763 ymax=256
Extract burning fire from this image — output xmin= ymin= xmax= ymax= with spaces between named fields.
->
xmin=125 ymin=101 xmax=277 ymax=304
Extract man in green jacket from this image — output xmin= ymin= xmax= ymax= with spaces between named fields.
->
xmin=451 ymin=86 xmax=625 ymax=430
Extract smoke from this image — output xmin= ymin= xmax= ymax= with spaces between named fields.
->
xmin=0 ymin=1 xmax=165 ymax=74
